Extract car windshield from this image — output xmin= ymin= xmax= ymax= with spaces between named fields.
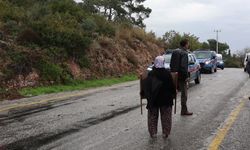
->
xmin=163 ymin=54 xmax=172 ymax=63
xmin=194 ymin=52 xmax=212 ymax=59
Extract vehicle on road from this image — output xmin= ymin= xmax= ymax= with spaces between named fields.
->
xmin=193 ymin=50 xmax=217 ymax=73
xmin=244 ymin=53 xmax=250 ymax=72
xmin=147 ymin=50 xmax=201 ymax=84
xmin=216 ymin=54 xmax=224 ymax=70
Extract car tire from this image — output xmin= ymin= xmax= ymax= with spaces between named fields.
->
xmin=214 ymin=68 xmax=217 ymax=72
xmin=244 ymin=68 xmax=246 ymax=72
xmin=195 ymin=72 xmax=201 ymax=84
xmin=209 ymin=67 xmax=213 ymax=74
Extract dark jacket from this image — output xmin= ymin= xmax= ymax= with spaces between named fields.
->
xmin=170 ymin=48 xmax=189 ymax=81
xmin=247 ymin=58 xmax=250 ymax=74
xmin=145 ymin=68 xmax=176 ymax=109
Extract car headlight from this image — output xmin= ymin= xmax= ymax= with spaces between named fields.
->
xmin=147 ymin=67 xmax=152 ymax=71
xmin=205 ymin=61 xmax=211 ymax=64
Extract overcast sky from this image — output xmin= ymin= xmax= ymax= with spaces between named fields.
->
xmin=143 ymin=0 xmax=250 ymax=52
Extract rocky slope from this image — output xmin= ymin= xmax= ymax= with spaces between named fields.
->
xmin=0 ymin=31 xmax=164 ymax=90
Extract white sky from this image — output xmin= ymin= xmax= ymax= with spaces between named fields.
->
xmin=75 ymin=0 xmax=250 ymax=52
xmin=143 ymin=0 xmax=250 ymax=52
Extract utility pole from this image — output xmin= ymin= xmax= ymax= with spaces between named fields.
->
xmin=214 ymin=30 xmax=221 ymax=53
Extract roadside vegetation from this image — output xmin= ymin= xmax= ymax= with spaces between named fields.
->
xmin=0 ymin=0 xmax=156 ymax=99
xmin=162 ymin=30 xmax=243 ymax=68
xmin=19 ymin=74 xmax=137 ymax=97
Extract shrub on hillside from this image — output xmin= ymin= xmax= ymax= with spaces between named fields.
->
xmin=116 ymin=27 xmax=132 ymax=42
xmin=224 ymin=56 xmax=242 ymax=68
xmin=126 ymin=52 xmax=138 ymax=66
xmin=94 ymin=16 xmax=116 ymax=37
xmin=35 ymin=60 xmax=63 ymax=83
xmin=131 ymin=27 xmax=149 ymax=42
xmin=5 ymin=51 xmax=33 ymax=79
xmin=78 ymin=56 xmax=91 ymax=68
xmin=45 ymin=47 xmax=68 ymax=63
xmin=0 ymin=1 xmax=25 ymax=23
xmin=2 ymin=20 xmax=20 ymax=35
xmin=98 ymin=36 xmax=113 ymax=48
xmin=81 ymin=18 xmax=97 ymax=32
xmin=16 ymin=28 xmax=41 ymax=45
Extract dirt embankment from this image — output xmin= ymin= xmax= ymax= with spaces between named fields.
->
xmin=80 ymin=37 xmax=164 ymax=79
xmin=0 ymin=32 xmax=164 ymax=91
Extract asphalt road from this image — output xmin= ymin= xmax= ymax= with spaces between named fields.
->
xmin=0 ymin=68 xmax=250 ymax=150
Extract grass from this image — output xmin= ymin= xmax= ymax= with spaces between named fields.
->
xmin=19 ymin=74 xmax=138 ymax=97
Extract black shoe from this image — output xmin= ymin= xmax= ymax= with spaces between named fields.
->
xmin=181 ymin=111 xmax=193 ymax=116
xmin=162 ymin=134 xmax=168 ymax=139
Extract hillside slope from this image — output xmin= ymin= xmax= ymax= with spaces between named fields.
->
xmin=0 ymin=0 xmax=164 ymax=99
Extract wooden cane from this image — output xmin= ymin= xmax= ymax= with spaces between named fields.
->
xmin=171 ymin=72 xmax=178 ymax=114
xmin=140 ymin=97 xmax=143 ymax=115
xmin=139 ymin=74 xmax=143 ymax=115
xmin=175 ymin=73 xmax=178 ymax=114
xmin=174 ymin=97 xmax=177 ymax=114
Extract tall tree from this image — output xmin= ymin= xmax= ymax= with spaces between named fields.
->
xmin=207 ymin=39 xmax=229 ymax=54
xmin=81 ymin=0 xmax=151 ymax=27
xmin=163 ymin=30 xmax=201 ymax=51
xmin=201 ymin=42 xmax=210 ymax=49
xmin=162 ymin=30 xmax=182 ymax=49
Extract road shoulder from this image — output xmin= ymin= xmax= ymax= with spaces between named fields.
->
xmin=0 ymin=80 xmax=138 ymax=114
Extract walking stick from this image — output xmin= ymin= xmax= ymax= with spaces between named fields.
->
xmin=139 ymin=74 xmax=143 ymax=115
xmin=171 ymin=72 xmax=178 ymax=114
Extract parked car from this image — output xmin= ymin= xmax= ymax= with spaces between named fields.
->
xmin=244 ymin=53 xmax=250 ymax=72
xmin=216 ymin=54 xmax=224 ymax=70
xmin=147 ymin=51 xmax=201 ymax=84
xmin=193 ymin=50 xmax=217 ymax=73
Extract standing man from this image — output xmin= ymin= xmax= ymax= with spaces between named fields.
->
xmin=170 ymin=39 xmax=193 ymax=116
xmin=246 ymin=56 xmax=250 ymax=78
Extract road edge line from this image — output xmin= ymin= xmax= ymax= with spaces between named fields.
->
xmin=208 ymin=98 xmax=246 ymax=150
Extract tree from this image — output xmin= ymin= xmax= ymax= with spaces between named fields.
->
xmin=201 ymin=42 xmax=210 ymax=49
xmin=81 ymin=0 xmax=151 ymax=27
xmin=162 ymin=30 xmax=182 ymax=49
xmin=183 ymin=33 xmax=201 ymax=51
xmin=125 ymin=0 xmax=151 ymax=27
xmin=207 ymin=39 xmax=229 ymax=55
xmin=162 ymin=30 xmax=201 ymax=51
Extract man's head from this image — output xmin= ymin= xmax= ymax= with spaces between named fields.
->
xmin=180 ymin=39 xmax=189 ymax=50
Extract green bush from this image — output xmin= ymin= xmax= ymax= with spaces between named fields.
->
xmin=0 ymin=1 xmax=25 ymax=23
xmin=81 ymin=18 xmax=97 ymax=32
xmin=2 ymin=68 xmax=15 ymax=81
xmin=30 ymin=13 xmax=92 ymax=58
xmin=6 ymin=51 xmax=33 ymax=78
xmin=16 ymin=28 xmax=41 ymax=45
xmin=224 ymin=57 xmax=242 ymax=68
xmin=2 ymin=20 xmax=20 ymax=35
xmin=45 ymin=47 xmax=68 ymax=63
xmin=78 ymin=56 xmax=91 ymax=68
xmin=94 ymin=16 xmax=116 ymax=36
xmin=35 ymin=60 xmax=63 ymax=83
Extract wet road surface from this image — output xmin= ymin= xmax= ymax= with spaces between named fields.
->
xmin=0 ymin=68 xmax=250 ymax=150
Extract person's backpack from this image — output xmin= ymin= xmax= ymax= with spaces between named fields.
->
xmin=170 ymin=49 xmax=181 ymax=72
xmin=141 ymin=72 xmax=162 ymax=101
